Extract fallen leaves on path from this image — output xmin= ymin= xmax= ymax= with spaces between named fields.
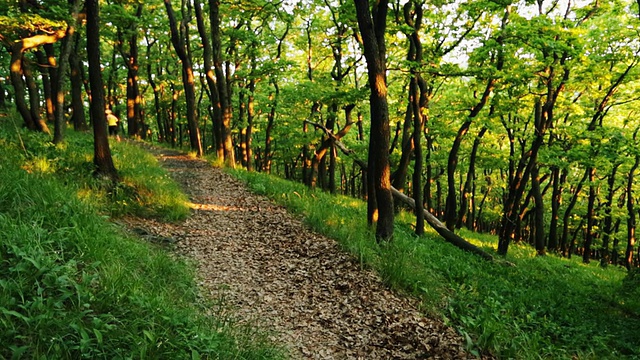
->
xmin=120 ymin=148 xmax=483 ymax=359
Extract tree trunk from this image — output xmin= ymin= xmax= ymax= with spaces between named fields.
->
xmin=35 ymin=50 xmax=55 ymax=124
xmin=354 ymin=0 xmax=394 ymax=241
xmin=548 ymin=166 xmax=565 ymax=252
xmin=246 ymin=78 xmax=255 ymax=172
xmin=10 ymin=52 xmax=37 ymax=130
xmin=209 ymin=0 xmax=235 ymax=166
xmin=531 ymin=162 xmax=546 ymax=256
xmin=125 ymin=3 xmax=144 ymax=138
xmin=583 ymin=167 xmax=597 ymax=264
xmin=391 ymin=102 xmax=414 ymax=192
xmin=70 ymin=38 xmax=87 ymax=131
xmin=561 ymin=168 xmax=589 ymax=256
xmin=146 ymin=41 xmax=164 ymax=142
xmin=23 ymin=58 xmax=50 ymax=133
xmin=194 ymin=0 xmax=222 ymax=156
xmin=9 ymin=29 xmax=66 ymax=132
xmin=165 ymin=0 xmax=203 ymax=156
xmin=0 ymin=79 xmax=6 ymax=107
xmin=263 ymin=82 xmax=278 ymax=173
xmin=458 ymin=127 xmax=487 ymax=229
xmin=53 ymin=0 xmax=82 ymax=143
xmin=86 ymin=0 xmax=118 ymax=181
xmin=412 ymin=76 xmax=424 ymax=235
xmin=600 ymin=163 xmax=620 ymax=267
xmin=626 ymin=155 xmax=640 ymax=269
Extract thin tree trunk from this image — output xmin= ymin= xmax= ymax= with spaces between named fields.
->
xmin=146 ymin=40 xmax=164 ymax=142
xmin=0 ymin=79 xmax=6 ymax=107
xmin=412 ymin=76 xmax=424 ymax=235
xmin=600 ymin=164 xmax=620 ymax=267
xmin=548 ymin=166 xmax=565 ymax=252
xmin=70 ymin=38 xmax=87 ymax=131
xmin=10 ymin=52 xmax=36 ymax=130
xmin=531 ymin=162 xmax=546 ymax=256
xmin=264 ymin=82 xmax=278 ymax=173
xmin=458 ymin=127 xmax=488 ymax=229
xmin=209 ymin=0 xmax=234 ymax=166
xmin=124 ymin=3 xmax=144 ymax=138
xmin=246 ymin=78 xmax=255 ymax=171
xmin=561 ymin=168 xmax=589 ymax=256
xmin=165 ymin=0 xmax=203 ymax=156
xmin=194 ymin=0 xmax=222 ymax=156
xmin=53 ymin=0 xmax=82 ymax=143
xmin=23 ymin=59 xmax=50 ymax=133
xmin=35 ymin=50 xmax=55 ymax=124
xmin=626 ymin=155 xmax=640 ymax=269
xmin=583 ymin=167 xmax=597 ymax=263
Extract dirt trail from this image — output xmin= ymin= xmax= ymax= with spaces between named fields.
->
xmin=122 ymin=148 xmax=475 ymax=359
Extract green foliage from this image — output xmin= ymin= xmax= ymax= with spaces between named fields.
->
xmin=0 ymin=117 xmax=285 ymax=359
xmin=231 ymin=168 xmax=640 ymax=359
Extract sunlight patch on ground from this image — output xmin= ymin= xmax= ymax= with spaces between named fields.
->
xmin=189 ymin=202 xmax=245 ymax=212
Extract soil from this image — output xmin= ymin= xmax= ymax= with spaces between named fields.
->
xmin=120 ymin=147 xmax=481 ymax=359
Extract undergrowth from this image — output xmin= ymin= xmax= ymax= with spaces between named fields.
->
xmin=0 ymin=117 xmax=284 ymax=359
xmin=230 ymin=168 xmax=640 ymax=360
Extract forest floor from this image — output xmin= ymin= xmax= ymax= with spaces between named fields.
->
xmin=119 ymin=147 xmax=478 ymax=359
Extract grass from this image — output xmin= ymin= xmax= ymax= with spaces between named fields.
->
xmin=0 ymin=115 xmax=285 ymax=359
xmin=230 ymin=167 xmax=640 ymax=360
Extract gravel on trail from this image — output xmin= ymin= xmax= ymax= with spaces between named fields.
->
xmin=120 ymin=148 xmax=482 ymax=359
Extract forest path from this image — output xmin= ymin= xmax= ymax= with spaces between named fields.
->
xmin=121 ymin=147 xmax=474 ymax=359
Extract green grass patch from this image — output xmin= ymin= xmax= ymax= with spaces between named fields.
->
xmin=0 ymin=117 xmax=285 ymax=359
xmin=7 ymin=121 xmax=189 ymax=221
xmin=230 ymin=168 xmax=640 ymax=360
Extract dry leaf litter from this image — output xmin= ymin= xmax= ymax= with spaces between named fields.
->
xmin=120 ymin=148 xmax=486 ymax=359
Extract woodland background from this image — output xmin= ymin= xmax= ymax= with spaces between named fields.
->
xmin=3 ymin=0 xmax=640 ymax=264
xmin=2 ymin=0 xmax=640 ymax=358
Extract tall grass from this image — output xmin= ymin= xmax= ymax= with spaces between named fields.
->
xmin=0 ymin=117 xmax=285 ymax=359
xmin=231 ymin=168 xmax=640 ymax=360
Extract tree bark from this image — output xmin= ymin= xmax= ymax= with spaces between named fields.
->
xmin=626 ymin=154 xmax=640 ymax=269
xmin=547 ymin=166 xmax=565 ymax=251
xmin=70 ymin=38 xmax=87 ymax=131
xmin=86 ymin=0 xmax=118 ymax=181
xmin=10 ymin=51 xmax=37 ymax=130
xmin=34 ymin=50 xmax=55 ymax=125
xmin=194 ymin=0 xmax=222 ymax=155
xmin=123 ymin=3 xmax=144 ymax=138
xmin=23 ymin=58 xmax=50 ymax=133
xmin=264 ymin=82 xmax=278 ymax=173
xmin=600 ymin=163 xmax=620 ymax=267
xmin=458 ymin=127 xmax=487 ymax=229
xmin=531 ymin=162 xmax=546 ymax=256
xmin=412 ymin=77 xmax=424 ymax=235
xmin=165 ymin=0 xmax=203 ymax=156
xmin=560 ymin=168 xmax=589 ymax=256
xmin=354 ymin=0 xmax=394 ymax=241
xmin=52 ymin=0 xmax=82 ymax=143
xmin=246 ymin=76 xmax=256 ymax=172
xmin=146 ymin=40 xmax=165 ymax=141
xmin=582 ymin=167 xmax=597 ymax=263
xmin=209 ymin=0 xmax=235 ymax=166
